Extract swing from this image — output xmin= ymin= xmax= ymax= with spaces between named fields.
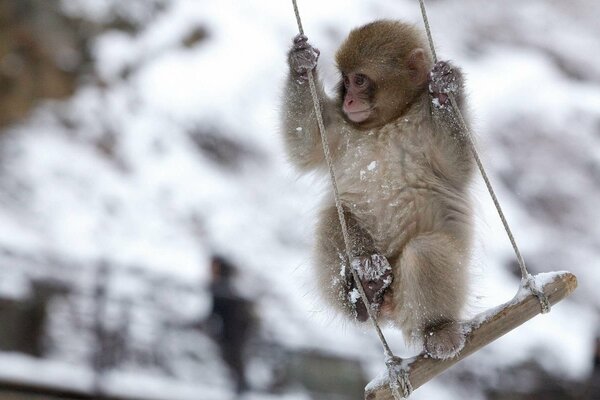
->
xmin=288 ymin=1 xmax=578 ymax=399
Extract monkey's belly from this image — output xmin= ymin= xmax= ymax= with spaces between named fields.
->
xmin=342 ymin=185 xmax=438 ymax=256
xmin=336 ymin=124 xmax=442 ymax=256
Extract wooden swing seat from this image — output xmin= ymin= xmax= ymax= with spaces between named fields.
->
xmin=365 ymin=271 xmax=578 ymax=399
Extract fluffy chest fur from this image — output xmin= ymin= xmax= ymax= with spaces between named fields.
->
xmin=334 ymin=116 xmax=443 ymax=255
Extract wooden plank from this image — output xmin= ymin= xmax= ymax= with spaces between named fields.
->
xmin=365 ymin=271 xmax=578 ymax=400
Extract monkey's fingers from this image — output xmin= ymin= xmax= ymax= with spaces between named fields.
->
xmin=293 ymin=41 xmax=310 ymax=51
xmin=349 ymin=254 xmax=394 ymax=322
xmin=429 ymin=64 xmax=458 ymax=108
xmin=352 ymin=256 xmax=387 ymax=288
xmin=430 ymin=62 xmax=458 ymax=95
xmin=431 ymin=60 xmax=451 ymax=75
xmin=290 ymin=50 xmax=319 ymax=76
xmin=293 ymin=34 xmax=308 ymax=44
xmin=355 ymin=297 xmax=370 ymax=322
xmin=353 ymin=273 xmax=392 ymax=322
xmin=424 ymin=321 xmax=466 ymax=360
xmin=368 ymin=267 xmax=393 ymax=304
xmin=347 ymin=282 xmax=369 ymax=322
xmin=352 ymin=254 xmax=391 ymax=281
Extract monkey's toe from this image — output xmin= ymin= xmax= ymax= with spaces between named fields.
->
xmin=347 ymin=254 xmax=394 ymax=323
xmin=424 ymin=321 xmax=465 ymax=360
xmin=350 ymin=254 xmax=393 ymax=305
xmin=354 ymin=296 xmax=369 ymax=322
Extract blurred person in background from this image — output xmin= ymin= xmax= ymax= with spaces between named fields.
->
xmin=207 ymin=255 xmax=256 ymax=394
xmin=585 ymin=336 xmax=600 ymax=399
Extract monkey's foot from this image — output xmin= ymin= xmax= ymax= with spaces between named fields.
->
xmin=429 ymin=61 xmax=458 ymax=107
xmin=348 ymin=254 xmax=393 ymax=322
xmin=424 ymin=321 xmax=465 ymax=360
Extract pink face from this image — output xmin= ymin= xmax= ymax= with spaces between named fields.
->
xmin=342 ymin=72 xmax=373 ymax=123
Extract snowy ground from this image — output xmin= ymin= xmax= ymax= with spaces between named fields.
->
xmin=0 ymin=0 xmax=599 ymax=398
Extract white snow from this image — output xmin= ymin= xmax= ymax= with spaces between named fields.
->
xmin=0 ymin=353 xmax=95 ymax=392
xmin=349 ymin=288 xmax=361 ymax=304
xmin=101 ymin=370 xmax=232 ymax=400
xmin=0 ymin=0 xmax=599 ymax=398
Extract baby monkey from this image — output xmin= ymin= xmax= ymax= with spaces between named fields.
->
xmin=282 ymin=20 xmax=474 ymax=359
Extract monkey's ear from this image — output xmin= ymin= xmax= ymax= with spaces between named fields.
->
xmin=407 ymin=48 xmax=428 ymax=85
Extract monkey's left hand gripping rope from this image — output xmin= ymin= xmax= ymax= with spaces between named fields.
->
xmin=290 ymin=1 xmax=410 ymax=399
xmin=416 ymin=0 xmax=550 ymax=314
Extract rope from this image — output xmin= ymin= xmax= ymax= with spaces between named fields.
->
xmin=417 ymin=0 xmax=437 ymax=63
xmin=387 ymin=358 xmax=413 ymax=398
xmin=290 ymin=1 xmax=408 ymax=398
xmin=417 ymin=0 xmax=550 ymax=314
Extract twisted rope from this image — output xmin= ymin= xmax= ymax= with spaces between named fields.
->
xmin=417 ymin=0 xmax=549 ymax=314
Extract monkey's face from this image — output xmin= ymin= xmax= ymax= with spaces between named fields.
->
xmin=338 ymin=68 xmax=415 ymax=130
xmin=338 ymin=57 xmax=430 ymax=130
xmin=335 ymin=20 xmax=433 ymax=130
xmin=340 ymin=71 xmax=376 ymax=124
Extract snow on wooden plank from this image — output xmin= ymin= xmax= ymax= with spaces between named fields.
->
xmin=365 ymin=271 xmax=578 ymax=400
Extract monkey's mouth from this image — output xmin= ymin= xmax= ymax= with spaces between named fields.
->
xmin=345 ymin=109 xmax=372 ymax=123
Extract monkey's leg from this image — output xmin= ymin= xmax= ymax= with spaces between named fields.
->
xmin=396 ymin=231 xmax=470 ymax=359
xmin=314 ymin=206 xmax=392 ymax=322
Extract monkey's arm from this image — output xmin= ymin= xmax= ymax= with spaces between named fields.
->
xmin=428 ymin=61 xmax=474 ymax=180
xmin=282 ymin=35 xmax=342 ymax=170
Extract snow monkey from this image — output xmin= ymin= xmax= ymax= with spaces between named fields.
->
xmin=282 ymin=20 xmax=474 ymax=359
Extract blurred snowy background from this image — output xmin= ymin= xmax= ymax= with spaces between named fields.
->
xmin=0 ymin=0 xmax=599 ymax=399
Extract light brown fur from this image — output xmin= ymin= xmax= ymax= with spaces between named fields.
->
xmin=282 ymin=20 xmax=474 ymax=358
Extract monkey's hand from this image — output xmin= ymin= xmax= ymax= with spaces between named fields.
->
xmin=348 ymin=254 xmax=393 ymax=322
xmin=288 ymin=34 xmax=320 ymax=84
xmin=429 ymin=61 xmax=460 ymax=108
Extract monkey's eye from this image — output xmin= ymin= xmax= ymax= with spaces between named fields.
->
xmin=354 ymin=74 xmax=367 ymax=87
xmin=343 ymin=75 xmax=350 ymax=88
